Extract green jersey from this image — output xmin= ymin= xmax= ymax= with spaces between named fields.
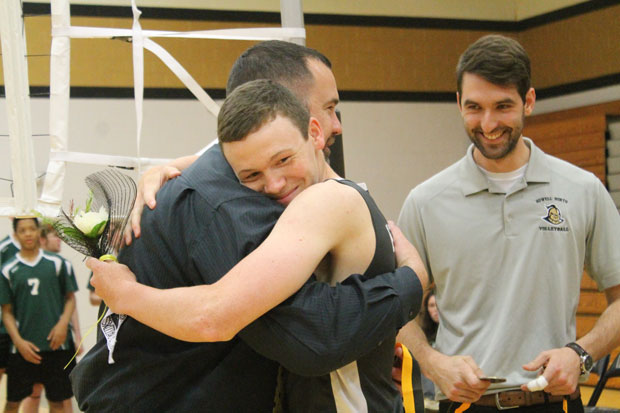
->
xmin=0 ymin=235 xmax=20 ymax=263
xmin=0 ymin=235 xmax=20 ymax=334
xmin=56 ymin=253 xmax=79 ymax=293
xmin=0 ymin=249 xmax=78 ymax=352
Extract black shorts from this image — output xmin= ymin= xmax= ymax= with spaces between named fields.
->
xmin=0 ymin=333 xmax=11 ymax=369
xmin=6 ymin=350 xmax=76 ymax=402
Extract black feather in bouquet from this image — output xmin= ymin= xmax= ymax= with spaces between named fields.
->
xmin=50 ymin=169 xmax=137 ymax=261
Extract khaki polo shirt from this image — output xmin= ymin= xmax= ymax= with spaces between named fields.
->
xmin=398 ymin=138 xmax=620 ymax=397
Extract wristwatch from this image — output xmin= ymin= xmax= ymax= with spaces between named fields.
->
xmin=565 ymin=342 xmax=593 ymax=375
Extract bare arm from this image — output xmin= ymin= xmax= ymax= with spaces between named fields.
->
xmin=522 ymin=283 xmax=620 ymax=395
xmin=125 ymin=154 xmax=199 ymax=244
xmin=88 ymin=206 xmax=426 ymax=375
xmin=579 ymin=284 xmax=620 ymax=360
xmin=89 ymin=290 xmax=102 ymax=306
xmin=2 ymin=303 xmax=41 ymax=364
xmin=397 ymin=317 xmax=489 ymax=402
xmin=521 ymin=182 xmax=620 ymax=396
xmin=96 ymin=182 xmax=357 ymax=341
xmin=396 ymin=194 xmax=490 ymax=402
xmin=70 ymin=306 xmax=83 ymax=355
xmin=48 ymin=292 xmax=76 ymax=350
xmin=141 ymin=155 xmax=198 ymax=209
xmin=389 ymin=222 xmax=428 ymax=290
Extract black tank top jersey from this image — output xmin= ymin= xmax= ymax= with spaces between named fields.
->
xmin=283 ymin=179 xmax=402 ymax=412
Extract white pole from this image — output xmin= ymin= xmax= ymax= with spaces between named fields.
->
xmin=0 ymin=0 xmax=38 ymax=216
xmin=280 ymin=0 xmax=305 ymax=46
xmin=40 ymin=0 xmax=71 ymax=216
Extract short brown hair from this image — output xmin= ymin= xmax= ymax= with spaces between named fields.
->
xmin=218 ymin=79 xmax=310 ymax=144
xmin=40 ymin=223 xmax=57 ymax=239
xmin=226 ymin=40 xmax=332 ymax=105
xmin=456 ymin=34 xmax=531 ymax=102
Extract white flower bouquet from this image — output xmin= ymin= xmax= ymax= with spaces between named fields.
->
xmin=74 ymin=205 xmax=108 ymax=238
xmin=48 ymin=169 xmax=137 ymax=261
xmin=43 ymin=169 xmax=137 ymax=365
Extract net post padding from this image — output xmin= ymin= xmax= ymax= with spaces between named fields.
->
xmin=0 ymin=0 xmax=38 ymax=216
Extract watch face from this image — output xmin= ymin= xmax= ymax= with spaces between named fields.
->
xmin=584 ymin=355 xmax=594 ymax=372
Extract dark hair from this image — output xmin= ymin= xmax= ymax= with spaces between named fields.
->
xmin=39 ymin=223 xmax=56 ymax=239
xmin=456 ymin=34 xmax=531 ymax=102
xmin=226 ymin=40 xmax=332 ymax=104
xmin=420 ymin=291 xmax=438 ymax=343
xmin=218 ymin=79 xmax=310 ymax=144
xmin=13 ymin=217 xmax=39 ymax=232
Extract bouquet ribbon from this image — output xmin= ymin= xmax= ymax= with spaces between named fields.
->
xmin=99 ymin=254 xmax=117 ymax=262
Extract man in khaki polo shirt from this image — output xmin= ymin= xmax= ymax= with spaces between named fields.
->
xmin=397 ymin=34 xmax=620 ymax=412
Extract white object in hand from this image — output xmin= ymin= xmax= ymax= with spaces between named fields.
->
xmin=526 ymin=375 xmax=548 ymax=392
xmin=74 ymin=206 xmax=108 ymax=237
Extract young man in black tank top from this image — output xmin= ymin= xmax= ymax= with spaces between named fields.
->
xmin=89 ymin=80 xmax=428 ymax=411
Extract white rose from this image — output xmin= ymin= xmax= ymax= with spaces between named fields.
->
xmin=74 ymin=206 xmax=109 ymax=238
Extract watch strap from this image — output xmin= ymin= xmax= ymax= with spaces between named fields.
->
xmin=565 ymin=342 xmax=586 ymax=357
xmin=565 ymin=342 xmax=592 ymax=375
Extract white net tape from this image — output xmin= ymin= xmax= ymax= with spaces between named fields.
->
xmin=1 ymin=0 xmax=305 ymax=217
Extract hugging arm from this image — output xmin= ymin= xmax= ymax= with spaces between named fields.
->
xmin=126 ymin=155 xmax=198 ymax=244
xmin=89 ymin=258 xmax=423 ymax=376
xmin=240 ymin=267 xmax=423 ymax=376
xmin=92 ymin=184 xmax=426 ymax=373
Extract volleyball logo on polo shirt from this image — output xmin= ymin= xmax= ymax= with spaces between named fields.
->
xmin=537 ymin=200 xmax=569 ymax=232
xmin=542 ymin=204 xmax=564 ymax=225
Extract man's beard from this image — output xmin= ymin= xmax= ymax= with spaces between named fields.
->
xmin=323 ymin=134 xmax=336 ymax=162
xmin=467 ymin=114 xmax=524 ymax=160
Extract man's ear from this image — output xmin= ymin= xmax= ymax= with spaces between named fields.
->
xmin=308 ymin=117 xmax=325 ymax=150
xmin=456 ymin=92 xmax=461 ymax=110
xmin=524 ymin=87 xmax=536 ymax=116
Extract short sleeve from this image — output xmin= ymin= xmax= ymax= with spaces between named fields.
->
xmin=585 ymin=179 xmax=620 ymax=290
xmin=64 ymin=259 xmax=79 ymax=292
xmin=0 ymin=266 xmax=13 ymax=305
xmin=61 ymin=259 xmax=79 ymax=294
xmin=397 ymin=189 xmax=432 ymax=282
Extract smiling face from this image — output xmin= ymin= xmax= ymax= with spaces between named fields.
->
xmin=222 ymin=115 xmax=327 ymax=206
xmin=457 ymin=73 xmax=535 ymax=171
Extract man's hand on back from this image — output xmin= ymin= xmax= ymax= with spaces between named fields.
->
xmin=124 ymin=164 xmax=181 ymax=245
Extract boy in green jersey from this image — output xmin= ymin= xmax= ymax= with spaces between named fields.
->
xmin=22 ymin=224 xmax=81 ymax=413
xmin=0 ymin=218 xmax=77 ymax=413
